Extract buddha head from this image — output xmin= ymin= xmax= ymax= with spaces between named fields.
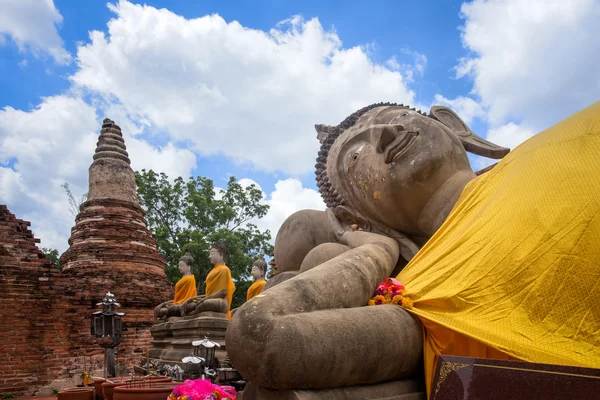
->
xmin=251 ymin=259 xmax=267 ymax=281
xmin=209 ymin=239 xmax=228 ymax=266
xmin=179 ymin=250 xmax=194 ymax=276
xmin=315 ymin=103 xmax=509 ymax=238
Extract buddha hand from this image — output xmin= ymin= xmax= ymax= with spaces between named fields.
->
xmin=154 ymin=300 xmax=173 ymax=320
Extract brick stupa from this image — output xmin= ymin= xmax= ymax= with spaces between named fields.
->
xmin=60 ymin=117 xmax=173 ymax=326
xmin=0 ymin=119 xmax=174 ymax=396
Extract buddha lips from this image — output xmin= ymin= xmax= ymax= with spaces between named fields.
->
xmin=368 ymin=277 xmax=413 ymax=309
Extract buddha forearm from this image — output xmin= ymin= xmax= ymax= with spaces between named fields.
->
xmin=226 ymin=241 xmax=409 ymax=389
xmin=227 ymin=304 xmax=422 ymax=389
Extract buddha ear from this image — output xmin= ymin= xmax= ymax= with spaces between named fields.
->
xmin=429 ymin=106 xmax=510 ymax=159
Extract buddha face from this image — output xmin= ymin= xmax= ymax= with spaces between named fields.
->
xmin=178 ymin=261 xmax=190 ymax=275
xmin=327 ymin=106 xmax=472 ymax=236
xmin=209 ymin=247 xmax=224 ymax=266
xmin=251 ymin=265 xmax=264 ymax=280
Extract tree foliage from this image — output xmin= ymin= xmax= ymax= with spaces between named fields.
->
xmin=134 ymin=170 xmax=273 ymax=309
xmin=41 ymin=248 xmax=61 ymax=269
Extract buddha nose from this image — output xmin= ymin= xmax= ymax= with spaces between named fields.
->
xmin=375 ymin=124 xmax=404 ymax=154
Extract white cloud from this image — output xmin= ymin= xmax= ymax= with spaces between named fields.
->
xmin=485 ymin=122 xmax=537 ymax=151
xmin=0 ymin=95 xmax=196 ymax=252
xmin=261 ymin=179 xmax=325 ymax=239
xmin=0 ymin=0 xmax=70 ymax=64
xmin=400 ymin=49 xmax=427 ymax=82
xmin=469 ymin=121 xmax=537 ymax=172
xmin=233 ymin=178 xmax=325 ymax=241
xmin=69 ymin=0 xmax=419 ymax=175
xmin=433 ymin=94 xmax=485 ymax=125
xmin=6 ymin=0 xmax=415 ymax=251
xmin=457 ymin=0 xmax=600 ymax=127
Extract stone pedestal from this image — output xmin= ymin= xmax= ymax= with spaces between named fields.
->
xmin=240 ymin=379 xmax=425 ymax=400
xmin=150 ymin=312 xmax=229 ymax=367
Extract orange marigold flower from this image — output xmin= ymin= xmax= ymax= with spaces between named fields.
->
xmin=401 ymin=297 xmax=414 ymax=309
xmin=373 ymin=295 xmax=386 ymax=305
xmin=391 ymin=295 xmax=403 ymax=304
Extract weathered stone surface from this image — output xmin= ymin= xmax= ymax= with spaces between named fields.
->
xmin=274 ymin=210 xmax=337 ymax=273
xmin=149 ymin=312 xmax=229 ymax=367
xmin=299 ymin=242 xmax=351 ymax=273
xmin=87 ymin=119 xmax=137 ymax=203
xmin=227 ymin=242 xmax=424 ymax=389
xmin=262 ymin=271 xmax=299 ymax=291
xmin=227 ymin=104 xmax=510 ymax=396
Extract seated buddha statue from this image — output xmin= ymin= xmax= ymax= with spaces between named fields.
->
xmin=154 ymin=250 xmax=197 ymax=320
xmin=246 ymin=258 xmax=267 ymax=301
xmin=226 ymin=101 xmax=600 ymax=397
xmin=180 ymin=239 xmax=236 ymax=319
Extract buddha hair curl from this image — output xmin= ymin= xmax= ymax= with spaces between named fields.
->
xmin=315 ymin=102 xmax=427 ymax=209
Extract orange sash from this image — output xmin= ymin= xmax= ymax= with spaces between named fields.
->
xmin=246 ymin=279 xmax=266 ymax=301
xmin=206 ymin=264 xmax=236 ymax=319
xmin=173 ymin=274 xmax=197 ymax=304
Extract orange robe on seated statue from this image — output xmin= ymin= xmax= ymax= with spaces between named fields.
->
xmin=173 ymin=274 xmax=197 ymax=304
xmin=206 ymin=264 xmax=236 ymax=319
xmin=246 ymin=279 xmax=266 ymax=301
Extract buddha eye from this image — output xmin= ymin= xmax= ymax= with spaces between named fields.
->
xmin=348 ymin=145 xmax=364 ymax=169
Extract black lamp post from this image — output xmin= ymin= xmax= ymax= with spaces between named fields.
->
xmin=91 ymin=292 xmax=124 ymax=377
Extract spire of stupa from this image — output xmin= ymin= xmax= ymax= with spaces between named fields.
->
xmin=87 ymin=118 xmax=137 ymax=203
xmin=60 ymin=118 xmax=172 ymax=305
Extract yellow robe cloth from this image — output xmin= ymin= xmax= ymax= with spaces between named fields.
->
xmin=206 ymin=264 xmax=236 ymax=319
xmin=173 ymin=274 xmax=197 ymax=304
xmin=397 ymin=101 xmax=600 ymax=398
xmin=246 ymin=279 xmax=267 ymax=301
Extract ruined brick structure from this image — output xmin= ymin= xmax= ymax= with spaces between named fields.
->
xmin=0 ymin=119 xmax=173 ymax=395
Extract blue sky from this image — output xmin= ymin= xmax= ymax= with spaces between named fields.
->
xmin=0 ymin=0 xmax=473 ymax=192
xmin=1 ymin=0 xmax=599 ymax=251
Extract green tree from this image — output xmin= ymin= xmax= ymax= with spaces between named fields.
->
xmin=135 ymin=170 xmax=273 ymax=309
xmin=41 ymin=248 xmax=61 ymax=269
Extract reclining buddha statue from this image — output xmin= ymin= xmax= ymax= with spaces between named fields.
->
xmin=226 ymin=101 xmax=600 ymax=399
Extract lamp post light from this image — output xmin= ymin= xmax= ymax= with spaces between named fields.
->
xmin=182 ymin=355 xmax=204 ymax=380
xmin=91 ymin=292 xmax=124 ymax=378
xmin=192 ymin=336 xmax=220 ymax=380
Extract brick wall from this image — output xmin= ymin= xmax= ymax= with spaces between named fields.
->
xmin=0 ymin=205 xmax=171 ymax=395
